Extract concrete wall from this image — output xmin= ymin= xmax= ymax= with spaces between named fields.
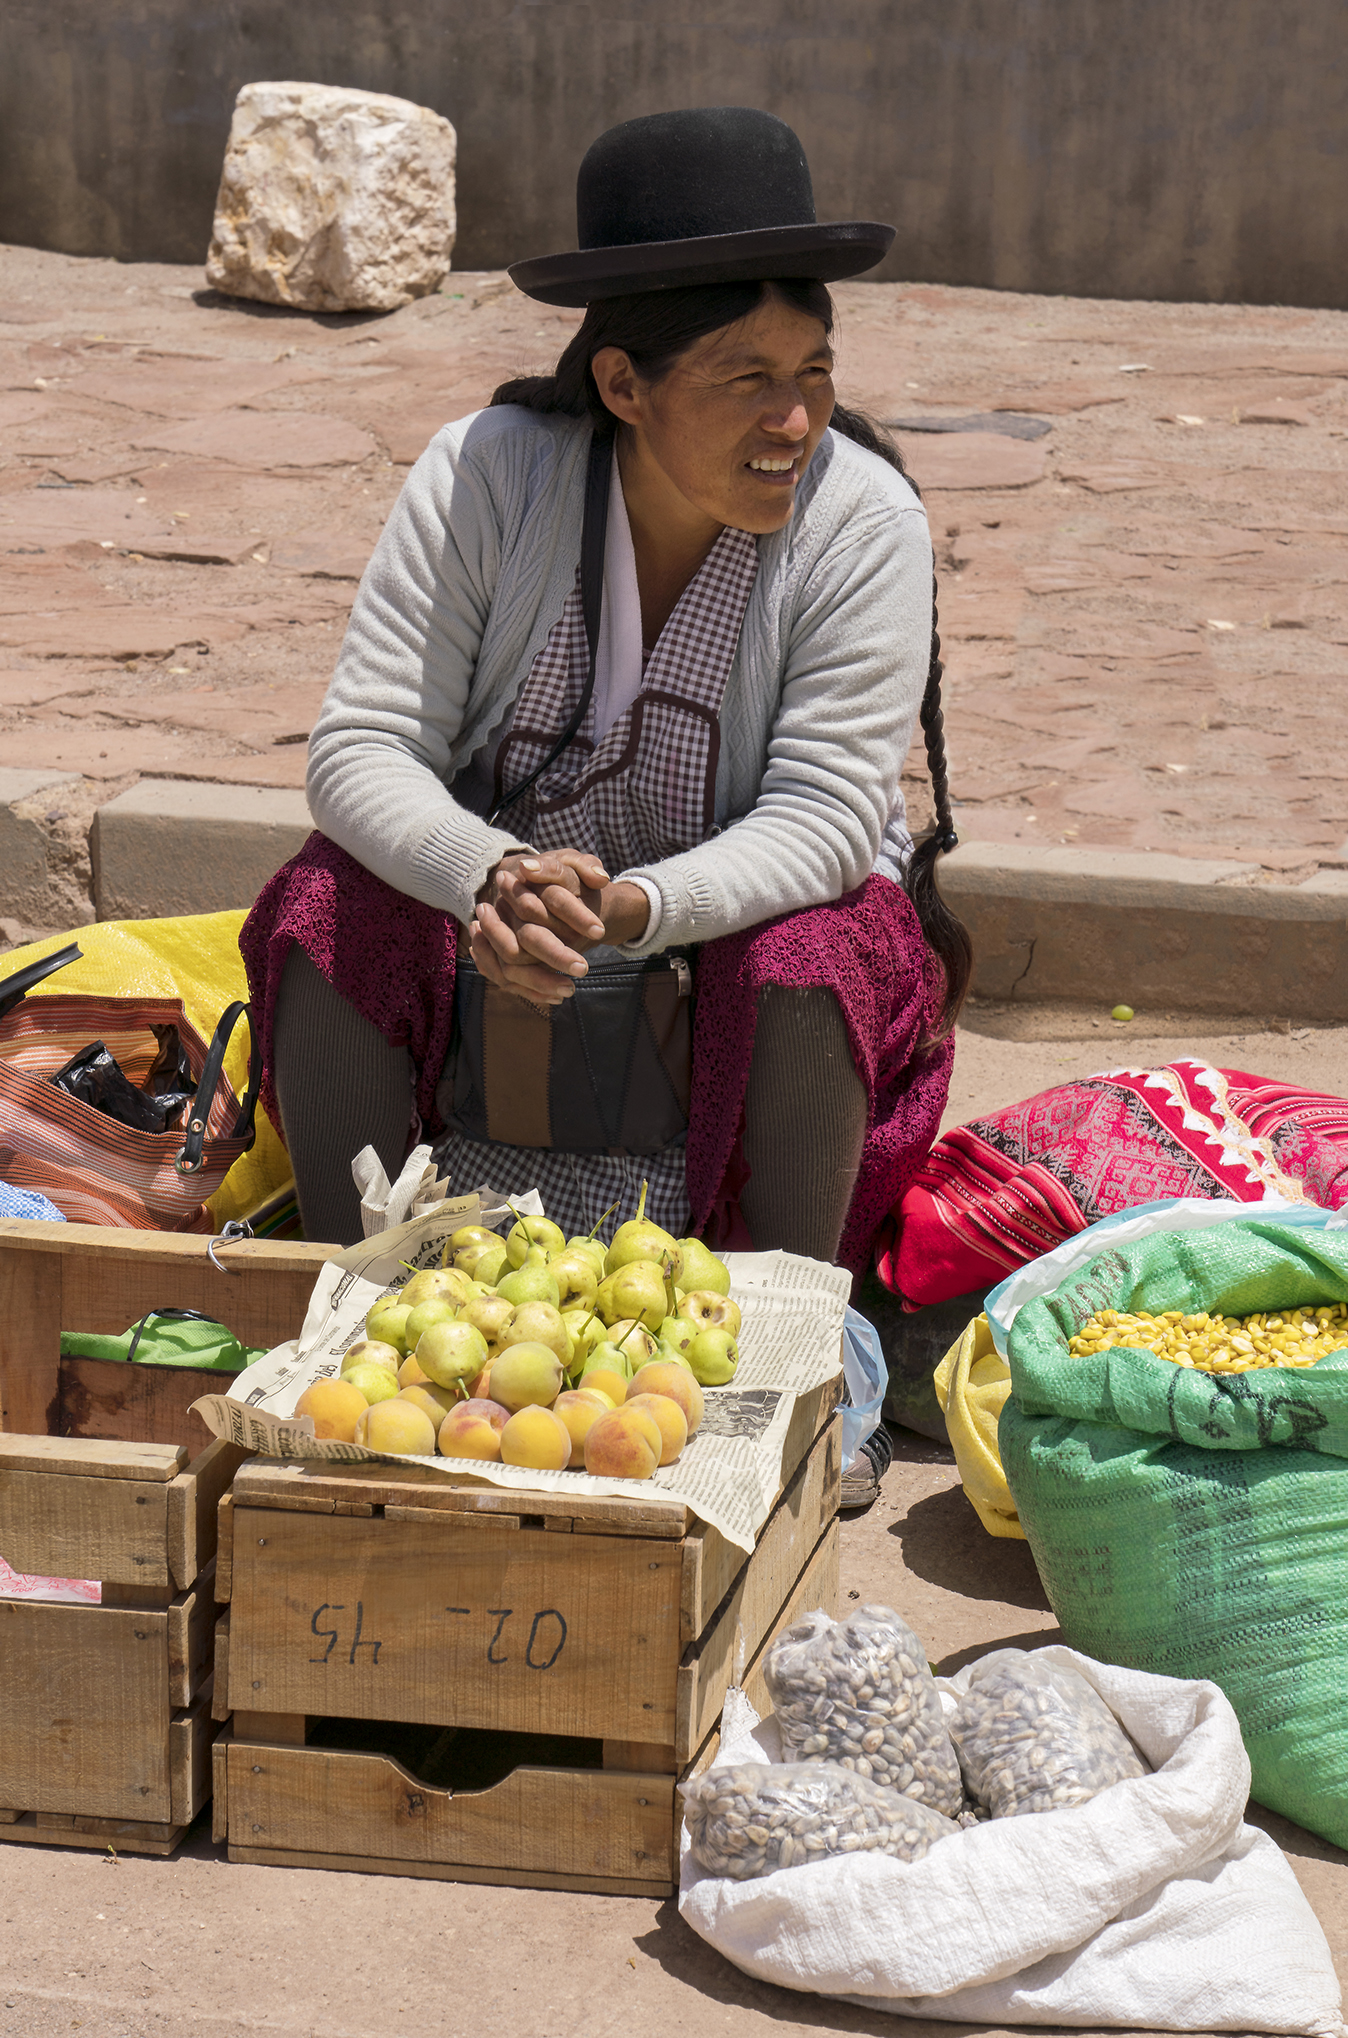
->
xmin=3 ymin=0 xmax=1346 ymax=307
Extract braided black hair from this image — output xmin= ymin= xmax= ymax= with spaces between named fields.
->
xmin=491 ymin=278 xmax=972 ymax=1040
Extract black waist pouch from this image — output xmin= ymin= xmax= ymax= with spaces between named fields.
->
xmin=441 ymin=952 xmax=693 ymax=1155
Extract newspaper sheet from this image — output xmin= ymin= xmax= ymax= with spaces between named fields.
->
xmin=193 ymin=1195 xmax=846 ymax=1553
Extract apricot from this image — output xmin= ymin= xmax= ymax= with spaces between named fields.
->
xmin=340 ymin=1339 xmax=401 ymax=1378
xmin=353 ymin=1399 xmax=437 ymax=1455
xmin=294 ymin=1377 xmax=368 ymax=1443
xmin=552 ymin=1388 xmax=610 ymax=1467
xmin=628 ymin=1360 xmax=704 ymax=1437
xmin=438 ymin=1399 xmax=509 ymax=1461
xmin=500 ymin=1404 xmax=571 ymax=1470
xmin=625 ymin=1391 xmax=688 ymax=1467
xmin=342 ymin=1361 xmax=401 ymax=1406
xmin=490 ymin=1341 xmax=564 ymax=1412
xmin=399 ymin=1384 xmax=457 ymax=1428
xmin=398 ymin=1352 xmax=431 ymax=1389
xmin=584 ymin=1407 xmax=660 ymax=1481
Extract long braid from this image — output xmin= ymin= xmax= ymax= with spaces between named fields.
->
xmin=829 ymin=401 xmax=972 ymax=1041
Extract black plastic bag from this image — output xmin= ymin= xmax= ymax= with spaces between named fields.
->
xmin=50 ymin=1040 xmax=189 ymax=1134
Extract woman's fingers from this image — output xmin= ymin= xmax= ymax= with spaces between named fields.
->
xmin=500 ymin=871 xmax=605 ymax=943
xmin=468 ymin=922 xmax=575 ymax=1004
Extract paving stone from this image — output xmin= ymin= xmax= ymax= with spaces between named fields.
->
xmin=166 ymin=750 xmax=311 ymax=788
xmin=0 ymin=723 xmax=206 ymax=776
xmin=1059 ymin=461 xmax=1168 ymax=492
xmin=92 ymin=776 xmax=313 ymax=916
xmin=1240 ymin=399 xmax=1315 ymax=426
xmin=0 ymin=669 xmax=88 ymax=708
xmin=0 ymin=764 xmax=82 ymax=919
xmin=71 ymin=356 xmax=323 ymax=418
xmin=268 ymin=532 xmax=374 ymax=580
xmin=990 ymin=384 xmax=1127 ymax=413
xmin=132 ymin=410 xmax=379 ymax=467
xmin=893 ymin=431 xmax=1047 ymax=490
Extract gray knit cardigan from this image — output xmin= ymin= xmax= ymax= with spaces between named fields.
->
xmin=307 ymin=404 xmax=933 ymax=956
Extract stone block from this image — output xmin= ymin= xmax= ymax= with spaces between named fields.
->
xmin=937 ymin=841 xmax=1348 ymax=1021
xmin=91 ymin=780 xmax=313 ymax=920
xmin=206 ymin=82 xmax=456 ymax=314
xmin=0 ymin=767 xmax=82 ymax=922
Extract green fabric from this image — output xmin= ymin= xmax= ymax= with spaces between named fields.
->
xmin=59 ymin=1314 xmax=262 ymax=1375
xmin=1000 ymin=1217 xmax=1348 ymax=1850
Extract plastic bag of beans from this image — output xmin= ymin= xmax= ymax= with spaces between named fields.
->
xmin=948 ymin=1648 xmax=1149 ymax=1817
xmin=763 ymin=1604 xmax=963 ymax=1819
xmin=680 ymin=1759 xmax=958 ymax=1880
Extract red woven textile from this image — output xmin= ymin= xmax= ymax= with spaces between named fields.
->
xmin=240 ymin=842 xmax=952 ymax=1276
xmin=880 ymin=1058 xmax=1348 ymax=1308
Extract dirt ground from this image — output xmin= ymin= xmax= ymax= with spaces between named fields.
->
xmin=2 ymin=240 xmax=1347 ymax=937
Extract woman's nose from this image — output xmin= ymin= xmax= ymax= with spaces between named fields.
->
xmin=762 ymin=392 xmax=811 ymax=440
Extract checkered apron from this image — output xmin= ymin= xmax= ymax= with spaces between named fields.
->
xmin=435 ymin=524 xmax=760 ymax=1233
xmin=493 ymin=523 xmax=760 ymax=869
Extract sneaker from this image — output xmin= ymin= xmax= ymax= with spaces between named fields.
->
xmin=839 ymin=1422 xmax=894 ymax=1513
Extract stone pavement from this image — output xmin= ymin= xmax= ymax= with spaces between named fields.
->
xmin=2 ymin=242 xmax=1347 ymax=937
xmin=2 ymin=1425 xmax=1343 ymax=2038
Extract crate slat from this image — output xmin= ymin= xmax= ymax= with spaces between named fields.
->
xmin=0 ymin=1599 xmax=172 ymax=1822
xmin=224 ymin=1746 xmax=676 ymax=1882
xmin=676 ymin=1426 xmax=841 ymax=1761
xmin=227 ymin=1511 xmax=684 ymax=1742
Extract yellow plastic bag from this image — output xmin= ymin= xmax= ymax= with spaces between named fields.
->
xmin=6 ymin=913 xmax=291 ymax=1226
xmin=932 ymin=1313 xmax=1025 ymax=1539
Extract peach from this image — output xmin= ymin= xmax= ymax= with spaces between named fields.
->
xmin=467 ymin=1362 xmax=494 ymax=1401
xmin=438 ymin=1399 xmax=510 ymax=1461
xmin=399 ymin=1384 xmax=457 ymax=1428
xmin=294 ymin=1377 xmax=369 ymax=1443
xmin=552 ymin=1388 xmax=611 ymax=1467
xmin=625 ymin=1391 xmax=688 ymax=1466
xmin=398 ymin=1352 xmax=431 ymax=1389
xmin=500 ymin=1404 xmax=571 ymax=1470
xmin=628 ymin=1360 xmax=704 ymax=1436
xmin=490 ymin=1341 xmax=564 ymax=1412
xmin=353 ymin=1399 xmax=437 ymax=1455
xmin=584 ymin=1407 xmax=660 ymax=1481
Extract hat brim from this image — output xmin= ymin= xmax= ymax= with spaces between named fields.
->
xmin=508 ymin=221 xmax=896 ymax=307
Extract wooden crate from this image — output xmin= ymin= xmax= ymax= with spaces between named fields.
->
xmin=0 ymin=1432 xmax=246 ymax=1856
xmin=0 ymin=1219 xmax=337 ymax=1452
xmin=213 ymin=1376 xmax=843 ymax=1894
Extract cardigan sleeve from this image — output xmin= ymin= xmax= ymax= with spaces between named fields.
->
xmin=615 ymin=495 xmax=933 ymax=953
xmin=305 ymin=424 xmax=533 ymax=924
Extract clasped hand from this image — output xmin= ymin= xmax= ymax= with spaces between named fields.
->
xmin=469 ymin=849 xmax=650 ymax=1006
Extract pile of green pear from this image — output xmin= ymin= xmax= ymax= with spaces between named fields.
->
xmin=362 ymin=1184 xmax=742 ymax=1412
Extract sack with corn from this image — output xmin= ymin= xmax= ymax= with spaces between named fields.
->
xmin=997 ymin=1209 xmax=1348 ymax=1849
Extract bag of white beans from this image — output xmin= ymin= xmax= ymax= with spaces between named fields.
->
xmin=763 ymin=1603 xmax=964 ymax=1819
xmin=681 ymin=1759 xmax=958 ymax=1880
xmin=949 ymin=1647 xmax=1149 ymax=1817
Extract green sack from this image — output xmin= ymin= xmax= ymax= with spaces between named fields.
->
xmin=60 ymin=1309 xmax=263 ymax=1375
xmin=999 ymin=1215 xmax=1348 ymax=1849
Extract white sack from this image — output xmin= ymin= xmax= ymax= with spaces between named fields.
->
xmin=680 ymin=1647 xmax=1342 ymax=2036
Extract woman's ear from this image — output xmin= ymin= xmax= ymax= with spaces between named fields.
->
xmin=590 ymin=346 xmax=642 ymax=428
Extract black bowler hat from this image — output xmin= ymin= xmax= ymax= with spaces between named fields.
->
xmin=509 ymin=106 xmax=895 ymax=306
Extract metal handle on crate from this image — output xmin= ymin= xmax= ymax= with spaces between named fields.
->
xmin=208 ymin=1219 xmax=253 ymax=1273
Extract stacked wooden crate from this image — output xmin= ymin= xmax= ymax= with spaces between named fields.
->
xmin=212 ymin=1376 xmax=842 ymax=1894
xmin=0 ymin=1433 xmax=243 ymax=1856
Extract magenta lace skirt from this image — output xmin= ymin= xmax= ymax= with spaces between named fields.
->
xmin=240 ymin=833 xmax=952 ymax=1276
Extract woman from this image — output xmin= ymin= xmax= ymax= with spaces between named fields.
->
xmin=242 ymin=105 xmax=969 ymax=1289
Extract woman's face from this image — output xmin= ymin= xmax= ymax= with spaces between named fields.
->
xmin=593 ymin=292 xmax=836 ymax=535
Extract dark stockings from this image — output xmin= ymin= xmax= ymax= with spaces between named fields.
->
xmin=272 ymin=944 xmax=413 ymax=1246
